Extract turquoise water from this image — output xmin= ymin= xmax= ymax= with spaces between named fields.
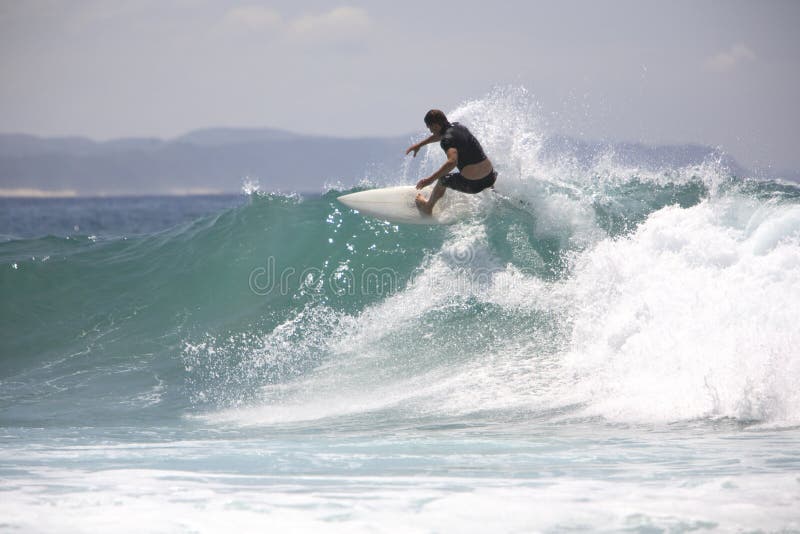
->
xmin=2 ymin=91 xmax=800 ymax=532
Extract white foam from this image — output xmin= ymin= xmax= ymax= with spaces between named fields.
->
xmin=561 ymin=197 xmax=800 ymax=423
xmin=2 ymin=467 xmax=798 ymax=533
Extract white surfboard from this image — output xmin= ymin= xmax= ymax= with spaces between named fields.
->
xmin=338 ymin=185 xmax=444 ymax=224
xmin=338 ymin=185 xmax=453 ymax=225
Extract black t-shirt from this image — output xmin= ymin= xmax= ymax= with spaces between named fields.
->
xmin=440 ymin=123 xmax=487 ymax=170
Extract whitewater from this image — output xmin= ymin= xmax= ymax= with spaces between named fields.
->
xmin=1 ymin=88 xmax=799 ymax=532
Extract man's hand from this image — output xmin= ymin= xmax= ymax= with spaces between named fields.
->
xmin=416 ymin=177 xmax=434 ymax=189
xmin=406 ymin=144 xmax=420 ymax=157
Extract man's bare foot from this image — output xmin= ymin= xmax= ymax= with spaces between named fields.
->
xmin=415 ymin=193 xmax=433 ymax=215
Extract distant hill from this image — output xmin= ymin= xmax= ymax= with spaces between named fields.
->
xmin=175 ymin=127 xmax=305 ymax=146
xmin=0 ymin=127 xmax=785 ymax=197
xmin=0 ymin=128 xmax=412 ymax=196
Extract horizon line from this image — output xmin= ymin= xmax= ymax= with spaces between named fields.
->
xmin=0 ymin=187 xmax=339 ymax=199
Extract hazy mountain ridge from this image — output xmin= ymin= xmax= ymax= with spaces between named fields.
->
xmin=0 ymin=128 xmax=302 ymax=157
xmin=0 ymin=127 xmax=784 ymax=196
xmin=0 ymin=128 xmax=410 ymax=195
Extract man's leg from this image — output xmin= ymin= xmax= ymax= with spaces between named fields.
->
xmin=415 ymin=181 xmax=446 ymax=215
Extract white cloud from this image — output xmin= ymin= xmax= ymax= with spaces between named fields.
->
xmin=288 ymin=6 xmax=372 ymax=45
xmin=705 ymin=43 xmax=756 ymax=73
xmin=218 ymin=5 xmax=371 ymax=47
xmin=223 ymin=5 xmax=282 ymax=32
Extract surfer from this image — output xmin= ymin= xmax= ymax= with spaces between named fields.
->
xmin=406 ymin=109 xmax=496 ymax=215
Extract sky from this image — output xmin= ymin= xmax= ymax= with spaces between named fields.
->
xmin=1 ymin=0 xmax=799 ymax=172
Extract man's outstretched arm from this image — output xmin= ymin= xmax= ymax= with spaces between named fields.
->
xmin=406 ymin=134 xmax=442 ymax=157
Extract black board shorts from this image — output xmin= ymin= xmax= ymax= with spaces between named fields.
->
xmin=439 ymin=170 xmax=497 ymax=194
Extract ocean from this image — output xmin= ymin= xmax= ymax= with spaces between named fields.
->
xmin=2 ymin=90 xmax=799 ymax=532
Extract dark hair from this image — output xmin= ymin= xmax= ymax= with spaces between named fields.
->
xmin=424 ymin=109 xmax=451 ymax=130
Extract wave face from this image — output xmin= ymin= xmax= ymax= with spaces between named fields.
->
xmin=2 ymin=88 xmax=800 ymax=430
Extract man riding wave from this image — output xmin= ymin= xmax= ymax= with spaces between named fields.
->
xmin=406 ymin=109 xmax=496 ymax=215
